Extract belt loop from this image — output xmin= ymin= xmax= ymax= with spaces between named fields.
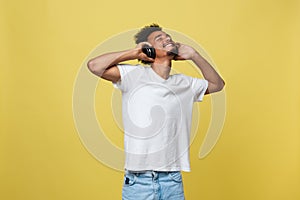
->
xmin=152 ymin=171 xmax=158 ymax=180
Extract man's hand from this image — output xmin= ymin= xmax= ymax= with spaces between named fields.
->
xmin=174 ymin=43 xmax=197 ymax=60
xmin=135 ymin=42 xmax=155 ymax=62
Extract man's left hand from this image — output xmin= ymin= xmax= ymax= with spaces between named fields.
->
xmin=174 ymin=43 xmax=197 ymax=60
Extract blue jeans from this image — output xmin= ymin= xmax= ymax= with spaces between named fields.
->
xmin=122 ymin=170 xmax=185 ymax=200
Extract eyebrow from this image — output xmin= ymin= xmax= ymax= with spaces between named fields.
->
xmin=154 ymin=34 xmax=163 ymax=40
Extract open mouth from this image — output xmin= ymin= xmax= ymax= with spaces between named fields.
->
xmin=163 ymin=43 xmax=175 ymax=48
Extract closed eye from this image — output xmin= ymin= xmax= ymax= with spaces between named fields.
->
xmin=166 ymin=34 xmax=172 ymax=40
xmin=155 ymin=35 xmax=163 ymax=42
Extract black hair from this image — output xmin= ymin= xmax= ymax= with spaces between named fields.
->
xmin=134 ymin=23 xmax=162 ymax=44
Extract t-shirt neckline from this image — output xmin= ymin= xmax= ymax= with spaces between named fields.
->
xmin=149 ymin=67 xmax=172 ymax=82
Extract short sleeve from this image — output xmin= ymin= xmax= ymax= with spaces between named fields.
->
xmin=189 ymin=77 xmax=209 ymax=102
xmin=113 ymin=64 xmax=143 ymax=92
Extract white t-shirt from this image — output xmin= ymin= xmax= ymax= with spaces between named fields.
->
xmin=114 ymin=64 xmax=208 ymax=172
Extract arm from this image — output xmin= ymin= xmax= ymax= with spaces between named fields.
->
xmin=175 ymin=44 xmax=225 ymax=94
xmin=87 ymin=42 xmax=154 ymax=82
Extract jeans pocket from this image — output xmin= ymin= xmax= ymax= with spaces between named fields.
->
xmin=123 ymin=173 xmax=136 ymax=186
xmin=168 ymin=171 xmax=182 ymax=183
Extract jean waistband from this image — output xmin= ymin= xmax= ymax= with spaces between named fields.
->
xmin=125 ymin=169 xmax=179 ymax=173
xmin=125 ymin=169 xmax=179 ymax=176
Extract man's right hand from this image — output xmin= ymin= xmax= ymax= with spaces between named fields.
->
xmin=135 ymin=42 xmax=155 ymax=62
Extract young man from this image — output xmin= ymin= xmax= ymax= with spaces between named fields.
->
xmin=87 ymin=24 xmax=225 ymax=200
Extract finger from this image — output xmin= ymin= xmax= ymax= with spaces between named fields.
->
xmin=175 ymin=42 xmax=181 ymax=48
xmin=141 ymin=54 xmax=155 ymax=62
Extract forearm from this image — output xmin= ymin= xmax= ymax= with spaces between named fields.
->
xmin=192 ymin=52 xmax=225 ymax=93
xmin=87 ymin=48 xmax=138 ymax=76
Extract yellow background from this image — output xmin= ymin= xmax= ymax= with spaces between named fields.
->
xmin=1 ymin=0 xmax=299 ymax=199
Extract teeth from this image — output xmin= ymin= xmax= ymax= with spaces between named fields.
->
xmin=164 ymin=43 xmax=173 ymax=48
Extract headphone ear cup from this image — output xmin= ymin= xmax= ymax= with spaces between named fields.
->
xmin=142 ymin=45 xmax=156 ymax=59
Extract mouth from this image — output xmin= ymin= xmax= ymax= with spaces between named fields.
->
xmin=163 ymin=42 xmax=175 ymax=48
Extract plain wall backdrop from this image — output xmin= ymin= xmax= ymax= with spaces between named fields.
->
xmin=1 ymin=0 xmax=299 ymax=199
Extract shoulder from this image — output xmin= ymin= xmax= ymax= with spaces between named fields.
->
xmin=117 ymin=64 xmax=145 ymax=76
xmin=117 ymin=64 xmax=144 ymax=71
xmin=170 ymin=73 xmax=191 ymax=83
xmin=171 ymin=73 xmax=208 ymax=87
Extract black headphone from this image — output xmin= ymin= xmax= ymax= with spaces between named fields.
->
xmin=142 ymin=45 xmax=156 ymax=59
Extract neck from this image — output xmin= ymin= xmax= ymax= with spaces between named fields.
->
xmin=151 ymin=59 xmax=172 ymax=80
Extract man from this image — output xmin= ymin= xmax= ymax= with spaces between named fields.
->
xmin=87 ymin=24 xmax=225 ymax=200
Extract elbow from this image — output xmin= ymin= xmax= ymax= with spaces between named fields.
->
xmin=87 ymin=59 xmax=102 ymax=77
xmin=206 ymin=79 xmax=225 ymax=94
xmin=217 ymin=79 xmax=225 ymax=92
xmin=210 ymin=80 xmax=225 ymax=93
xmin=87 ymin=59 xmax=96 ymax=73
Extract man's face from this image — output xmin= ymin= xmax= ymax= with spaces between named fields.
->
xmin=147 ymin=31 xmax=178 ymax=56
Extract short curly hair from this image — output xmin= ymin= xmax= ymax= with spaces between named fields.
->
xmin=134 ymin=23 xmax=162 ymax=44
